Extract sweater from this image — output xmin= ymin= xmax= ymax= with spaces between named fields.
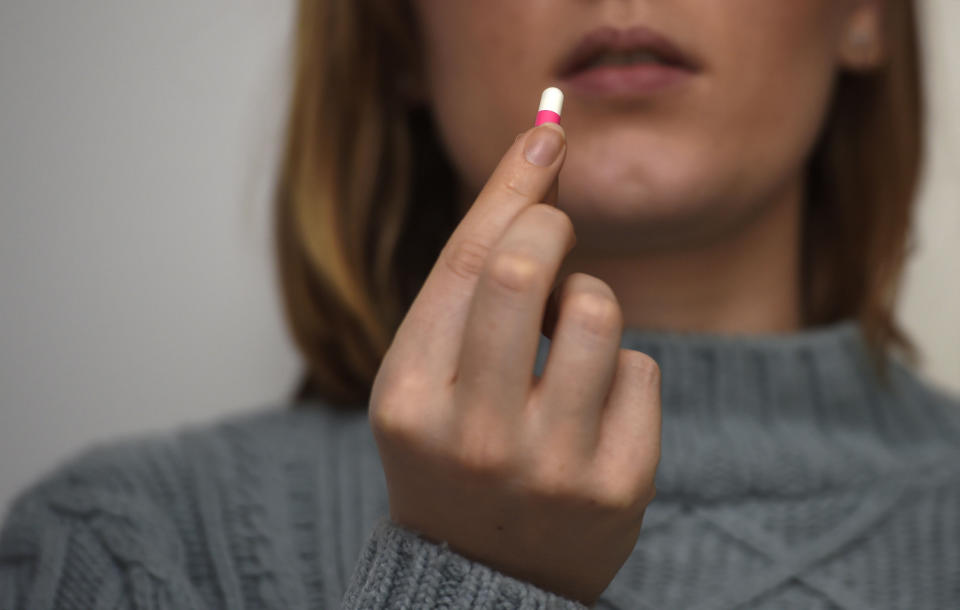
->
xmin=2 ymin=319 xmax=959 ymax=609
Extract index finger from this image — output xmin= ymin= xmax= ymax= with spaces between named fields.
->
xmin=390 ymin=89 xmax=567 ymax=382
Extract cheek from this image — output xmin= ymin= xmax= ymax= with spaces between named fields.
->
xmin=700 ymin=2 xmax=841 ymax=193
xmin=564 ymin=1 xmax=840 ymax=216
xmin=412 ymin=0 xmax=845 ymax=230
xmin=415 ymin=1 xmax=555 ymax=193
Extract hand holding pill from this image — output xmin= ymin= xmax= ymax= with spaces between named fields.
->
xmin=368 ymin=87 xmax=662 ymax=606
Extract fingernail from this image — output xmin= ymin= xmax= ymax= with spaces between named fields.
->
xmin=523 ymin=124 xmax=565 ymax=167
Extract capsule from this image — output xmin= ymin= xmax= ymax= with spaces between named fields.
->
xmin=535 ymin=87 xmax=564 ymax=126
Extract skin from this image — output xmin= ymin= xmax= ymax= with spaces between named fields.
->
xmin=412 ymin=0 xmax=885 ymax=333
xmin=369 ymin=1 xmax=885 ymax=605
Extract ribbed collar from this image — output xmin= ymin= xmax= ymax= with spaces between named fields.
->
xmin=534 ymin=319 xmax=960 ymax=501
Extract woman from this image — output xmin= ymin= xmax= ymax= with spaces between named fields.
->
xmin=3 ymin=0 xmax=959 ymax=608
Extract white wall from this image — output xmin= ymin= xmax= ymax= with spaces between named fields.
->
xmin=1 ymin=1 xmax=958 ymax=513
xmin=0 ymin=1 xmax=301 ymax=511
xmin=899 ymin=1 xmax=960 ymax=393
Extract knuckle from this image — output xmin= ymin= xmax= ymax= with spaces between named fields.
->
xmin=626 ymin=351 xmax=661 ymax=386
xmin=369 ymin=402 xmax=413 ymax=441
xmin=458 ymin=445 xmax=513 ymax=479
xmin=529 ymin=203 xmax=575 ymax=240
xmin=564 ymin=289 xmax=622 ymax=338
xmin=455 ymin=424 xmax=514 ymax=476
xmin=501 ymin=173 xmax=531 ymax=200
xmin=650 ymin=439 xmax=663 ymax=470
xmin=385 ymin=367 xmax=431 ymax=405
xmin=369 ymin=370 xmax=429 ymax=438
xmin=486 ymin=250 xmax=546 ymax=294
xmin=444 ymin=238 xmax=491 ymax=282
xmin=531 ymin=463 xmax=580 ymax=500
xmin=596 ymin=477 xmax=646 ymax=512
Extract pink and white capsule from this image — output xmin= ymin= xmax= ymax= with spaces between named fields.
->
xmin=535 ymin=87 xmax=564 ymax=126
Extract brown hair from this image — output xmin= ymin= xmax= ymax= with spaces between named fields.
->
xmin=274 ymin=0 xmax=925 ymax=407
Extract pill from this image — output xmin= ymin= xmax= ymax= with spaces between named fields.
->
xmin=535 ymin=87 xmax=564 ymax=126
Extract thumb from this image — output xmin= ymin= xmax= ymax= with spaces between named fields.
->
xmin=533 ymin=87 xmax=564 ymax=207
xmin=544 ymin=175 xmax=559 ymax=206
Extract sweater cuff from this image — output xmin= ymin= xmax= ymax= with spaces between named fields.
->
xmin=342 ymin=516 xmax=590 ymax=609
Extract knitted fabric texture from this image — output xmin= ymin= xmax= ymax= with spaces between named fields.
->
xmin=2 ymin=319 xmax=959 ymax=609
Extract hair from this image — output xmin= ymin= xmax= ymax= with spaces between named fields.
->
xmin=274 ymin=0 xmax=925 ymax=408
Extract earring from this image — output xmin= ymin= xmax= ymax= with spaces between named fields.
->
xmin=844 ymin=23 xmax=879 ymax=67
xmin=850 ymin=27 xmax=873 ymax=49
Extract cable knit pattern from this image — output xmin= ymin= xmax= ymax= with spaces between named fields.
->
xmin=2 ymin=319 xmax=959 ymax=608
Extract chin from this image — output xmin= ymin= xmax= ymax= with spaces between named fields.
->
xmin=557 ymin=172 xmax=745 ymax=254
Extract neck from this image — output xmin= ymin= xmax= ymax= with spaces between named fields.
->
xmin=558 ymin=177 xmax=804 ymax=335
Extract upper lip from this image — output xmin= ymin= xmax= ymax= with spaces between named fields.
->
xmin=557 ymin=25 xmax=701 ymax=77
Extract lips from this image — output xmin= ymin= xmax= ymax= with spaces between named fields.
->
xmin=556 ymin=25 xmax=700 ymax=78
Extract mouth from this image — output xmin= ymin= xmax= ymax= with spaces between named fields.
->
xmin=556 ymin=25 xmax=701 ymax=97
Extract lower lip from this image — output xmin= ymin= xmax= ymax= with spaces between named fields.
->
xmin=560 ymin=62 xmax=693 ymax=98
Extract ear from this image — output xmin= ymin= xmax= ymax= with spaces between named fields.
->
xmin=837 ymin=0 xmax=886 ymax=72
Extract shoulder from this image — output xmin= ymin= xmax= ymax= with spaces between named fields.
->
xmin=887 ymin=358 xmax=960 ymax=438
xmin=882 ymin=361 xmax=960 ymax=503
xmin=4 ymin=403 xmax=369 ymax=516
xmin=0 ymin=402 xmax=374 ymax=609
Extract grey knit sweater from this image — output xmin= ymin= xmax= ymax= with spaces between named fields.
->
xmin=2 ymin=320 xmax=960 ymax=609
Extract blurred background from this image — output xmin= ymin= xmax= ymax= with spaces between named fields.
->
xmin=1 ymin=1 xmax=957 ymax=513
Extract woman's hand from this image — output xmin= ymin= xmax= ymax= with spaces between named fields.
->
xmin=368 ymin=121 xmax=662 ymax=606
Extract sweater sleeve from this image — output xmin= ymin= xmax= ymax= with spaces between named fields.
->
xmin=0 ymin=451 xmax=209 ymax=610
xmin=342 ymin=516 xmax=590 ymax=609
